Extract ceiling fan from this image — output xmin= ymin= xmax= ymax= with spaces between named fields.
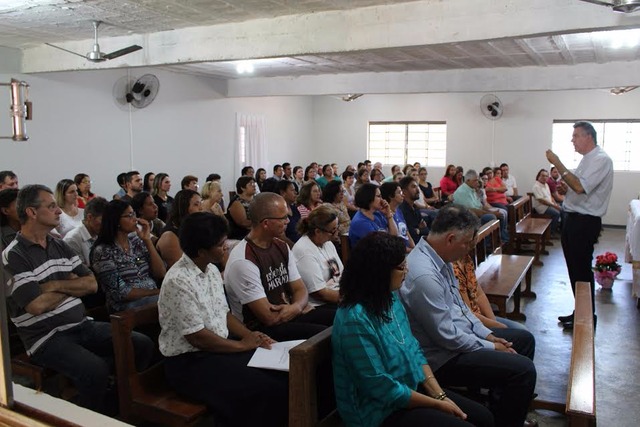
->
xmin=579 ymin=0 xmax=640 ymax=13
xmin=45 ymin=21 xmax=142 ymax=63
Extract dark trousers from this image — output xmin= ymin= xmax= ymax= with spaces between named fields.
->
xmin=31 ymin=320 xmax=154 ymax=414
xmin=165 ymin=350 xmax=288 ymax=427
xmin=435 ymin=328 xmax=537 ymax=427
xmin=561 ymin=212 xmax=601 ymax=314
xmin=258 ymin=305 xmax=334 ymax=342
xmin=382 ymin=388 xmax=494 ymax=427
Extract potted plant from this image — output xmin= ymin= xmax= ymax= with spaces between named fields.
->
xmin=593 ymin=251 xmax=622 ymax=289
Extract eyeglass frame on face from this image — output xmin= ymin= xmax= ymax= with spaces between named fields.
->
xmin=121 ymin=211 xmax=137 ymax=219
xmin=261 ymin=214 xmax=289 ymax=223
xmin=320 ymin=225 xmax=339 ymax=235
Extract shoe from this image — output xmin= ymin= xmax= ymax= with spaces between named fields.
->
xmin=524 ymin=420 xmax=539 ymax=427
xmin=562 ymin=314 xmax=597 ymax=330
xmin=558 ymin=313 xmax=574 ymax=323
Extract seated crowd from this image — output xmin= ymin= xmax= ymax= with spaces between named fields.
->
xmin=0 ymin=162 xmax=548 ymax=427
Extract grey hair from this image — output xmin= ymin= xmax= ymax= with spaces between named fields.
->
xmin=464 ymin=169 xmax=478 ymax=181
xmin=574 ymin=121 xmax=597 ymax=145
xmin=429 ymin=205 xmax=480 ymax=237
xmin=17 ymin=184 xmax=52 ymax=224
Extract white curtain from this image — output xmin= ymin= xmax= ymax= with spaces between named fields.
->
xmin=235 ymin=113 xmax=268 ymax=179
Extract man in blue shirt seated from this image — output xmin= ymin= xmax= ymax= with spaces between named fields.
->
xmin=399 ymin=205 xmax=537 ymax=427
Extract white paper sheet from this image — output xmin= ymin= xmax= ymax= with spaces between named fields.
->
xmin=247 ymin=339 xmax=305 ymax=372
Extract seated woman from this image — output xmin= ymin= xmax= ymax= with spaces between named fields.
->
xmin=354 ymin=167 xmax=371 ymax=192
xmin=332 ymin=232 xmax=494 ymax=427
xmin=74 ymin=173 xmax=95 ymax=209
xmin=296 ymin=181 xmax=323 ymax=219
xmin=418 ymin=167 xmax=439 ymax=206
xmin=303 ymin=164 xmax=318 ymax=184
xmin=292 ymin=165 xmax=305 ymax=192
xmin=0 ymin=188 xmax=20 ymax=247
xmin=201 ymin=180 xmax=225 ymax=217
xmin=131 ymin=191 xmax=165 ymax=243
xmin=156 ymin=189 xmax=203 ymax=268
xmin=380 ymin=181 xmax=415 ymax=251
xmin=293 ymin=206 xmax=343 ymax=308
xmin=453 ymin=254 xmax=527 ymax=330
xmin=532 ymin=168 xmax=562 ymax=236
xmin=322 ymin=180 xmax=351 ymax=235
xmin=143 ymin=172 xmax=155 ymax=193
xmin=348 ymin=183 xmax=398 ymax=248
xmin=484 ymin=167 xmax=509 ymax=210
xmin=152 ymin=173 xmax=174 ymax=223
xmin=341 ymin=171 xmax=358 ymax=216
xmin=254 ymin=168 xmax=267 ymax=192
xmin=226 ymin=176 xmax=256 ymax=240
xmin=55 ymin=178 xmax=84 ymax=238
xmin=159 ymin=212 xmax=287 ymax=427
xmin=439 ymin=164 xmax=459 ymax=203
xmin=91 ymin=200 xmax=166 ymax=313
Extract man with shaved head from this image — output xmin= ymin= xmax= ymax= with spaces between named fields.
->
xmin=224 ymin=193 xmax=333 ymax=341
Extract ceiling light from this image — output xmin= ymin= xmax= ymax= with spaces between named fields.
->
xmin=594 ymin=28 xmax=640 ymax=48
xmin=235 ymin=61 xmax=254 ymax=74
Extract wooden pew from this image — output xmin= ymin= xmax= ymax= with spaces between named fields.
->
xmin=566 ymin=281 xmax=596 ymax=426
xmin=507 ymin=195 xmax=552 ymax=266
xmin=532 ymin=282 xmax=596 ymax=426
xmin=110 ymin=304 xmax=207 ymax=427
xmin=339 ymin=234 xmax=350 ymax=264
xmin=473 ymin=220 xmax=535 ymax=320
xmin=289 ymin=327 xmax=336 ymax=427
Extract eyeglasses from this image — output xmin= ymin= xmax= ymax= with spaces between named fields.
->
xmin=121 ymin=212 xmax=137 ymax=219
xmin=261 ymin=214 xmax=289 ymax=222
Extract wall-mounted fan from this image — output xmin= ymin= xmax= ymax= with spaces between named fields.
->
xmin=480 ymin=94 xmax=503 ymax=120
xmin=113 ymin=74 xmax=160 ymax=109
xmin=580 ymin=0 xmax=640 ymax=13
xmin=46 ymin=21 xmax=142 ymax=63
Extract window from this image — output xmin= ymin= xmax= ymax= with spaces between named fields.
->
xmin=552 ymin=120 xmax=640 ymax=171
xmin=368 ymin=122 xmax=446 ymax=167
xmin=238 ymin=125 xmax=246 ymax=164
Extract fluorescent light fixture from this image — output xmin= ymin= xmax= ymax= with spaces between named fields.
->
xmin=235 ymin=61 xmax=254 ymax=74
xmin=594 ymin=28 xmax=640 ymax=48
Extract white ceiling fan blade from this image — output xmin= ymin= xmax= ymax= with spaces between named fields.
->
xmin=44 ymin=43 xmax=87 ymax=59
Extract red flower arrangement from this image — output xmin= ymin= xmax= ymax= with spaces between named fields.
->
xmin=593 ymin=252 xmax=621 ymax=273
xmin=593 ymin=252 xmax=621 ymax=289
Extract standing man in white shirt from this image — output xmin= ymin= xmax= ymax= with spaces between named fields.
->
xmin=546 ymin=121 xmax=614 ymax=329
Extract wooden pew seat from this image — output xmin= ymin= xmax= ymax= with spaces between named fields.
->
xmin=110 ymin=304 xmax=207 ymax=427
xmin=507 ymin=195 xmax=552 ymax=266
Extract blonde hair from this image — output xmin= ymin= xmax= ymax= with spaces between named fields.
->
xmin=201 ymin=180 xmax=221 ymax=200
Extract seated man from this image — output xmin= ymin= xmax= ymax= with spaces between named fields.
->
xmin=453 ymin=170 xmax=508 ymax=243
xmin=0 ymin=170 xmax=19 ymax=190
xmin=120 ymin=170 xmax=143 ymax=202
xmin=398 ymin=176 xmax=429 ymax=244
xmin=224 ymin=192 xmax=333 ymax=341
xmin=399 ymin=205 xmax=537 ymax=427
xmin=159 ymin=212 xmax=287 ymax=427
xmin=501 ymin=162 xmax=520 ymax=202
xmin=63 ymin=197 xmax=108 ymax=266
xmin=3 ymin=185 xmax=153 ymax=414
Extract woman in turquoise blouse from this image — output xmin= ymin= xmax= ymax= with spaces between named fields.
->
xmin=332 ymin=232 xmax=494 ymax=427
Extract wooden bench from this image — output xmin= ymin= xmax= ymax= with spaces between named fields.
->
xmin=507 ymin=195 xmax=552 ymax=266
xmin=339 ymin=234 xmax=350 ymax=264
xmin=532 ymin=281 xmax=596 ymax=425
xmin=473 ymin=219 xmax=535 ymax=320
xmin=289 ymin=327 xmax=337 ymax=427
xmin=110 ymin=304 xmax=207 ymax=427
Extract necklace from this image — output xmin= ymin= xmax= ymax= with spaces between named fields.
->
xmin=383 ymin=309 xmax=405 ymax=345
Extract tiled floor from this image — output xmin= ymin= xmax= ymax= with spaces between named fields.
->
xmin=521 ymin=227 xmax=639 ymax=427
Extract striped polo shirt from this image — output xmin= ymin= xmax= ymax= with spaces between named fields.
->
xmin=2 ymin=233 xmax=89 ymax=355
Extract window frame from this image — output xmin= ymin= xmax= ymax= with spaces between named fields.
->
xmin=552 ymin=119 xmax=640 ymax=172
xmin=367 ymin=121 xmax=447 ymax=167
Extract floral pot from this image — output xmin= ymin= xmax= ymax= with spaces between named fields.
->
xmin=595 ymin=271 xmax=619 ymax=290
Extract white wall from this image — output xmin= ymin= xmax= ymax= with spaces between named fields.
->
xmin=2 ymin=68 xmax=637 ymax=225
xmin=0 ymin=69 xmax=314 ymax=199
xmin=311 ymin=90 xmax=640 ymax=226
